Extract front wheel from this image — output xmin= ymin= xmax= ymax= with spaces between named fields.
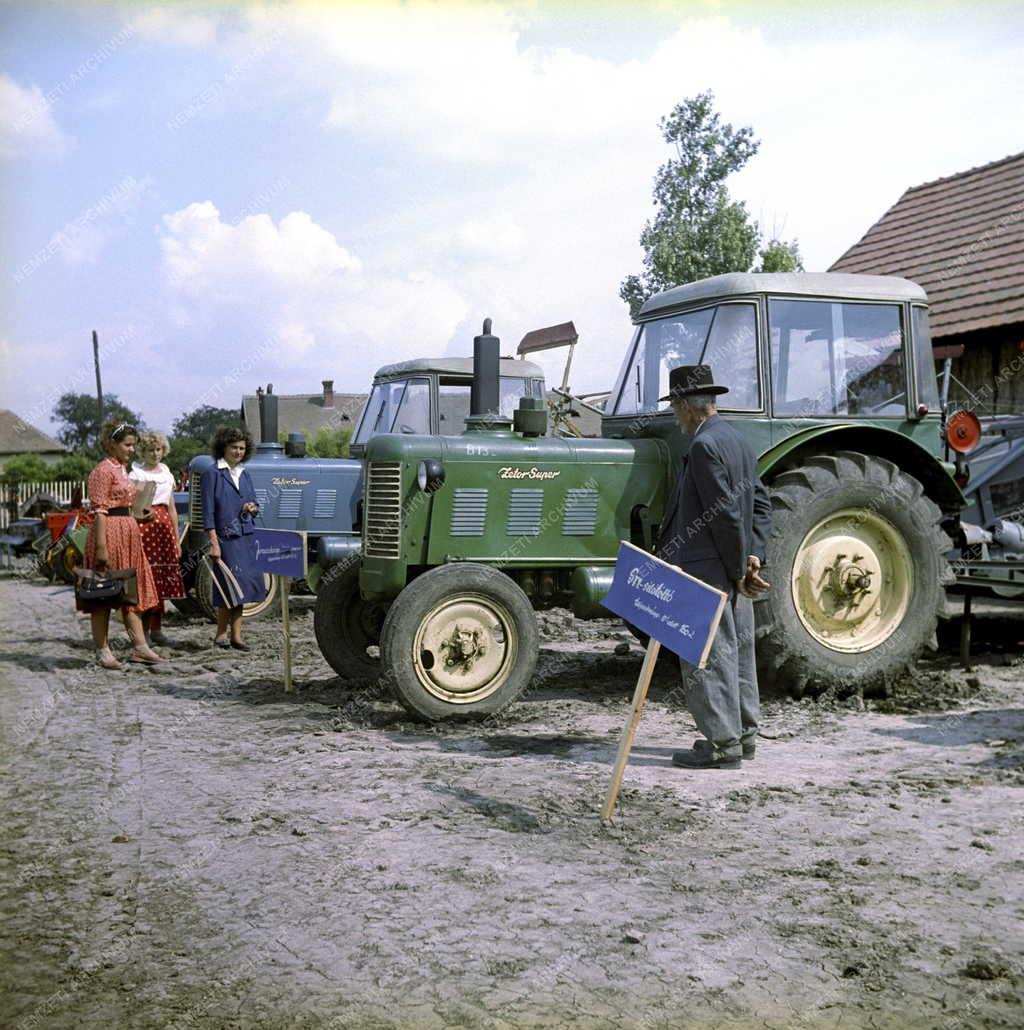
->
xmin=380 ymin=563 xmax=539 ymax=721
xmin=313 ymin=561 xmax=387 ymax=681
xmin=756 ymin=451 xmax=949 ymax=697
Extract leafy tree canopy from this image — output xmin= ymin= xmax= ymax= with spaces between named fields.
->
xmin=52 ymin=454 xmax=95 ymax=481
xmin=621 ymin=91 xmax=803 ymax=318
xmin=0 ymin=454 xmax=52 ymax=484
xmin=276 ymin=425 xmax=352 ymax=459
xmin=51 ymin=392 xmax=144 ymax=458
xmin=171 ymin=405 xmax=241 ymax=445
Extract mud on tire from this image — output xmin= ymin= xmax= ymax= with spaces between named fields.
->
xmin=756 ymin=451 xmax=950 ymax=698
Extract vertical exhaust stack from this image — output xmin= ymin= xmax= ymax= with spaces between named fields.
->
xmin=466 ymin=318 xmax=512 ymax=433
xmin=257 ymin=384 xmax=283 ymax=452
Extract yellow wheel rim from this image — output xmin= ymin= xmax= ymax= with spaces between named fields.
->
xmin=791 ymin=507 xmax=913 ymax=653
xmin=243 ymin=574 xmax=277 ymax=617
xmin=412 ymin=593 xmax=517 ymax=704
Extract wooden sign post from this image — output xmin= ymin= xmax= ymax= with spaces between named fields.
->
xmin=599 ymin=541 xmax=727 ymax=821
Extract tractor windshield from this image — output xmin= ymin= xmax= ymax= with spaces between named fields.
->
xmin=769 ymin=300 xmax=907 ymax=417
xmin=611 ymin=302 xmax=760 ymax=415
xmin=354 ymin=377 xmax=430 ymax=445
xmin=437 ymin=376 xmax=544 ymax=431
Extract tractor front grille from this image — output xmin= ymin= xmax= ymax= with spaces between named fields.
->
xmin=365 ymin=462 xmax=402 ymax=558
xmin=189 ymin=477 xmax=203 ymax=530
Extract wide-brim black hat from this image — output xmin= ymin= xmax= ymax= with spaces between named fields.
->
xmin=659 ymin=364 xmax=729 ymax=402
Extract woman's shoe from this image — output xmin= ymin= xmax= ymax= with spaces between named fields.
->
xmin=97 ymin=647 xmax=122 ymax=670
xmin=213 ymin=637 xmax=231 ymax=649
xmin=129 ymin=648 xmax=164 ymax=665
xmin=229 ymin=640 xmax=250 ymax=652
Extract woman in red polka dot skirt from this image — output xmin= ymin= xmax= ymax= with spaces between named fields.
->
xmin=130 ymin=431 xmax=186 ymax=647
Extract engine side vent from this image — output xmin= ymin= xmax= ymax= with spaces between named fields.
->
xmin=562 ymin=488 xmax=599 ymax=536
xmin=277 ymin=488 xmax=302 ymax=519
xmin=506 ymin=488 xmax=543 ymax=536
xmin=313 ymin=489 xmax=337 ymax=519
xmin=450 ymin=488 xmax=488 ymax=537
xmin=365 ymin=462 xmax=402 ymax=558
xmin=254 ymin=488 xmax=269 ymax=512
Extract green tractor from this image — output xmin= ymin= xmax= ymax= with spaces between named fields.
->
xmin=321 ymin=272 xmax=964 ymax=719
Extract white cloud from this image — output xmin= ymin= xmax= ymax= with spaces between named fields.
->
xmin=128 ymin=7 xmax=218 ymax=48
xmin=452 ymin=214 xmax=527 ymax=260
xmin=51 ymin=174 xmax=155 ymax=266
xmin=157 ymin=201 xmax=469 ymax=384
xmin=0 ymin=74 xmax=71 ymax=160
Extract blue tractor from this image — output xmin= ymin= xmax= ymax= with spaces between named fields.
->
xmin=182 ymin=355 xmax=548 ymax=636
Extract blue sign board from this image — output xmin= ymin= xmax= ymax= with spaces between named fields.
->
xmin=602 ymin=541 xmax=727 ymax=668
xmin=252 ymin=528 xmax=307 ymax=579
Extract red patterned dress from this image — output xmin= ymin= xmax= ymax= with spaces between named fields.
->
xmin=84 ymin=458 xmax=159 ymax=613
xmin=129 ymin=462 xmax=186 ymax=601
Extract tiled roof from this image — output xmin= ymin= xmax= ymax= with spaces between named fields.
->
xmin=829 ymin=152 xmax=1024 ymax=338
xmin=242 ymin=393 xmax=367 ymax=440
xmin=0 ymin=409 xmax=65 ymax=455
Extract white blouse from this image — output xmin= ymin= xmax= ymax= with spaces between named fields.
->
xmin=129 ymin=462 xmax=176 ymax=506
xmin=216 ymin=458 xmax=244 ymax=490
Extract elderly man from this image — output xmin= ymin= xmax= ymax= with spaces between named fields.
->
xmin=656 ymin=364 xmax=772 ymax=770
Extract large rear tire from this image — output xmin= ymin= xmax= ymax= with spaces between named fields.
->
xmin=756 ymin=451 xmax=949 ymax=698
xmin=313 ymin=561 xmax=386 ymax=681
xmin=380 ymin=563 xmax=538 ymax=721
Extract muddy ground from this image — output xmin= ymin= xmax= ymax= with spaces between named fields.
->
xmin=1 ymin=571 xmax=1022 ymax=1030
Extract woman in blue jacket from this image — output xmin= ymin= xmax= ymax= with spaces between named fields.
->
xmin=201 ymin=426 xmax=266 ymax=650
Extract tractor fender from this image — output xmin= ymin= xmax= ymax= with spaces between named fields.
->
xmin=757 ymin=424 xmax=965 ymax=514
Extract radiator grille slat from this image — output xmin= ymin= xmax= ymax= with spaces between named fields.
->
xmin=562 ymin=488 xmax=599 ymax=536
xmin=506 ymin=488 xmax=543 ymax=536
xmin=365 ymin=462 xmax=402 ymax=557
xmin=313 ymin=489 xmax=337 ymax=518
xmin=450 ymin=488 xmax=488 ymax=537
xmin=189 ymin=479 xmax=203 ymax=530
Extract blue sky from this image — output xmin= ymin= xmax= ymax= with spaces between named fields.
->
xmin=2 ymin=0 xmax=1022 ymax=438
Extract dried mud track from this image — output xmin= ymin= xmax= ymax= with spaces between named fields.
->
xmin=1 ymin=574 xmax=1022 ymax=1030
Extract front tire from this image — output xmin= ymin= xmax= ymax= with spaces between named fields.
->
xmin=313 ymin=561 xmax=386 ymax=681
xmin=756 ymin=451 xmax=949 ymax=697
xmin=380 ymin=564 xmax=539 ymax=721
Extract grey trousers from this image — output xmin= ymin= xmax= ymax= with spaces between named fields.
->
xmin=679 ymin=591 xmax=759 ymax=755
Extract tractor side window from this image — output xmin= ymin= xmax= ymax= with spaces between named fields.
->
xmin=769 ymin=300 xmax=905 ymax=416
xmin=392 ymin=379 xmax=430 ymax=434
xmin=354 ymin=381 xmax=406 ymax=445
xmin=696 ymin=304 xmax=760 ymax=409
xmin=438 ymin=382 xmax=471 ymax=430
xmin=912 ymin=306 xmax=941 ymax=412
xmin=498 ymin=377 xmax=530 ymax=417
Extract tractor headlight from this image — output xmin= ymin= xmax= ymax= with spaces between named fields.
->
xmin=417 ymin=459 xmax=446 ymax=493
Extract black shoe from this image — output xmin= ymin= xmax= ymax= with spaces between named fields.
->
xmin=672 ymin=748 xmax=741 ymax=770
xmin=213 ymin=638 xmax=231 ymax=649
xmin=694 ymin=738 xmax=756 ymax=760
xmin=230 ymin=641 xmax=250 ymax=652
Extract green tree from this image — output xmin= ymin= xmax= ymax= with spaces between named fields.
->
xmin=621 ymin=91 xmax=802 ymax=317
xmin=51 ymin=392 xmax=143 ymax=458
xmin=171 ymin=404 xmax=241 ymax=444
xmin=757 ymin=237 xmax=804 ymax=273
xmin=52 ymin=454 xmax=95 ymax=481
xmin=1 ymin=454 xmax=52 ymax=484
xmin=164 ymin=436 xmax=208 ymax=477
xmin=276 ymin=425 xmax=352 ymax=458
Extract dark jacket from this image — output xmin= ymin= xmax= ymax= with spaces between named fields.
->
xmin=201 ymin=463 xmax=258 ymax=539
xmin=656 ymin=415 xmax=771 ymax=592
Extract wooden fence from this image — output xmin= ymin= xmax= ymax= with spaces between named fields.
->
xmin=0 ymin=480 xmax=88 ymax=530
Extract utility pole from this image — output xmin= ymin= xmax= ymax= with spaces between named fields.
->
xmin=92 ymin=330 xmax=103 ymax=429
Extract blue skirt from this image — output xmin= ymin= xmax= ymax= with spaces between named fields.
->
xmin=212 ymin=535 xmax=266 ymax=607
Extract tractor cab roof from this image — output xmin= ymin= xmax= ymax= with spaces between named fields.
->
xmin=639 ymin=272 xmax=928 ymax=319
xmin=373 ymin=357 xmax=546 ymax=380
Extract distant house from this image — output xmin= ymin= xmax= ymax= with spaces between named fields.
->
xmin=242 ymin=380 xmax=367 ymax=442
xmin=0 ymin=410 xmax=65 ymax=469
xmin=829 ymin=152 xmax=1024 ymax=414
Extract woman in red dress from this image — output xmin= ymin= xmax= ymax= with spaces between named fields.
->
xmin=84 ymin=420 xmax=162 ymax=669
xmin=130 ymin=431 xmax=186 ymax=646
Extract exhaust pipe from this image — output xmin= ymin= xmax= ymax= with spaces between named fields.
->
xmin=257 ymin=384 xmax=282 ymax=450
xmin=466 ymin=318 xmax=511 ymax=433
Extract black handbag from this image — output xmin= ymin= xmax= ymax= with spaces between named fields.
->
xmin=74 ymin=568 xmax=139 ymax=612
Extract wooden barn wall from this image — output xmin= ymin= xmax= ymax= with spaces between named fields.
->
xmin=941 ymin=323 xmax=1024 ymax=415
